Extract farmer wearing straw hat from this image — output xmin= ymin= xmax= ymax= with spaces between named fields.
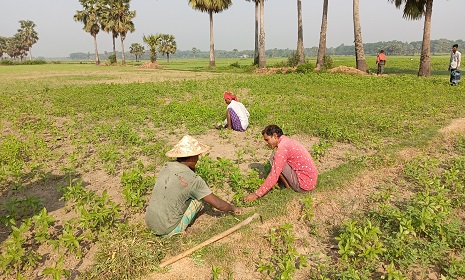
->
xmin=145 ymin=135 xmax=241 ymax=236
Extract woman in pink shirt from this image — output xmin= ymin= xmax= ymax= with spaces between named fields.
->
xmin=244 ymin=125 xmax=319 ymax=202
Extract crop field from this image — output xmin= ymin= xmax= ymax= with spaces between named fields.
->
xmin=1 ymin=56 xmax=465 ymax=279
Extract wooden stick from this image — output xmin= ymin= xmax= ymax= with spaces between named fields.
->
xmin=159 ymin=213 xmax=260 ymax=268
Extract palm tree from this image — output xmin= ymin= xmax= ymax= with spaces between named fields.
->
xmin=388 ymin=0 xmax=432 ymax=77
xmin=353 ymin=0 xmax=367 ymax=72
xmin=296 ymin=0 xmax=304 ymax=65
xmin=188 ymin=0 xmax=232 ymax=67
xmin=158 ymin=34 xmax=177 ymax=63
xmin=143 ymin=34 xmax=160 ymax=63
xmin=110 ymin=0 xmax=136 ymax=65
xmin=74 ymin=0 xmax=101 ymax=65
xmin=100 ymin=1 xmax=119 ymax=63
xmin=246 ymin=0 xmax=259 ymax=65
xmin=315 ymin=0 xmax=329 ymax=70
xmin=129 ymin=43 xmax=144 ymax=62
xmin=258 ymin=0 xmax=266 ymax=68
xmin=17 ymin=20 xmax=38 ymax=61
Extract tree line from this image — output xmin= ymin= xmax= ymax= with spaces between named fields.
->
xmin=0 ymin=20 xmax=38 ymax=61
xmin=0 ymin=0 xmax=455 ymax=77
xmin=66 ymin=38 xmax=463 ymax=62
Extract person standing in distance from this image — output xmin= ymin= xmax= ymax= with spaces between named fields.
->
xmin=376 ymin=50 xmax=387 ymax=75
xmin=448 ymin=44 xmax=461 ymax=85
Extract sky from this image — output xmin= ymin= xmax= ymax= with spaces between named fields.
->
xmin=1 ymin=0 xmax=463 ymax=58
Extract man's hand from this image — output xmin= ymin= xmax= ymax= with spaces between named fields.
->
xmin=244 ymin=193 xmax=259 ymax=203
xmin=231 ymin=206 xmax=242 ymax=214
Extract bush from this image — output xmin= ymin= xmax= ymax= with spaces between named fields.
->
xmin=287 ymin=51 xmax=299 ymax=67
xmin=108 ymin=54 xmax=117 ymax=64
xmin=229 ymin=61 xmax=240 ymax=68
xmin=323 ymin=55 xmax=334 ymax=70
xmin=0 ymin=60 xmax=15 ymax=65
xmin=296 ymin=63 xmax=313 ymax=74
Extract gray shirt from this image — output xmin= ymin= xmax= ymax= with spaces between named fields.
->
xmin=145 ymin=161 xmax=212 ymax=235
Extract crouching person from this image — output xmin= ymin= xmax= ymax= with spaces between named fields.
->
xmin=145 ymin=135 xmax=241 ymax=237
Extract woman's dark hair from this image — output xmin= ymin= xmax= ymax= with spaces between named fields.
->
xmin=453 ymin=44 xmax=459 ymax=48
xmin=262 ymin=125 xmax=284 ymax=137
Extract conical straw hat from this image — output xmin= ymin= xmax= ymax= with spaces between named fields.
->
xmin=165 ymin=135 xmax=210 ymax=158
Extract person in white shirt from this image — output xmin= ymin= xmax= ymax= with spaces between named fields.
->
xmin=219 ymin=91 xmax=250 ymax=132
xmin=448 ymin=44 xmax=461 ymax=85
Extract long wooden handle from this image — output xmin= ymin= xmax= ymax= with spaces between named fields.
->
xmin=159 ymin=213 xmax=260 ymax=268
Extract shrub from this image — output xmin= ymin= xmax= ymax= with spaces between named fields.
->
xmin=295 ymin=63 xmax=313 ymax=74
xmin=229 ymin=61 xmax=240 ymax=68
xmin=287 ymin=51 xmax=299 ymax=67
xmin=323 ymin=55 xmax=334 ymax=70
xmin=108 ymin=55 xmax=117 ymax=64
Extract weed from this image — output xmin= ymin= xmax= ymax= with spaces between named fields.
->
xmin=258 ymin=223 xmax=308 ymax=279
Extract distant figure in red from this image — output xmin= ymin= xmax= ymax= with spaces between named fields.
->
xmin=376 ymin=50 xmax=386 ymax=75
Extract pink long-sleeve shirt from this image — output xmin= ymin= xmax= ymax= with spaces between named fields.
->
xmin=255 ymin=135 xmax=318 ymax=197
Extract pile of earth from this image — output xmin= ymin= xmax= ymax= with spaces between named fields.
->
xmin=327 ymin=65 xmax=368 ymax=75
xmin=138 ymin=62 xmax=163 ymax=69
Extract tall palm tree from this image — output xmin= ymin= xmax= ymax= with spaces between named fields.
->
xmin=143 ymin=34 xmax=160 ymax=63
xmin=315 ymin=0 xmax=328 ymax=70
xmin=258 ymin=0 xmax=266 ymax=68
xmin=100 ymin=1 xmax=119 ymax=63
xmin=158 ymin=34 xmax=177 ymax=63
xmin=353 ymin=0 xmax=367 ymax=72
xmin=111 ymin=0 xmax=136 ymax=65
xmin=74 ymin=0 xmax=101 ymax=65
xmin=388 ymin=0 xmax=432 ymax=77
xmin=296 ymin=0 xmax=304 ymax=65
xmin=17 ymin=20 xmax=38 ymax=61
xmin=189 ymin=0 xmax=232 ymax=67
xmin=246 ymin=0 xmax=259 ymax=65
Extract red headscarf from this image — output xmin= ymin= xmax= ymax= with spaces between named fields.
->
xmin=223 ymin=91 xmax=238 ymax=101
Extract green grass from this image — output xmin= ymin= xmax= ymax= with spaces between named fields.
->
xmin=1 ymin=56 xmax=464 ymax=279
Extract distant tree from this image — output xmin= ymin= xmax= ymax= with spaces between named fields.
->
xmin=315 ymin=0 xmax=328 ymax=70
xmin=143 ymin=34 xmax=160 ymax=63
xmin=17 ymin=20 xmax=38 ymax=61
xmin=5 ymin=34 xmax=26 ymax=61
xmin=388 ymin=0 xmax=433 ymax=77
xmin=0 ymin=36 xmax=7 ymax=59
xmin=157 ymin=34 xmax=177 ymax=63
xmin=110 ymin=0 xmax=135 ymax=65
xmin=188 ymin=0 xmax=232 ymax=67
xmin=192 ymin=47 xmax=198 ymax=58
xmin=74 ymin=0 xmax=102 ymax=65
xmin=100 ymin=0 xmax=119 ymax=63
xmin=245 ymin=0 xmax=260 ymax=65
xmin=353 ymin=0 xmax=367 ymax=72
xmin=129 ymin=43 xmax=144 ymax=61
xmin=232 ymin=48 xmax=238 ymax=57
xmin=296 ymin=0 xmax=304 ymax=65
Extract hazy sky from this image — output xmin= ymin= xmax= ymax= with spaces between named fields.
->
xmin=1 ymin=0 xmax=463 ymax=58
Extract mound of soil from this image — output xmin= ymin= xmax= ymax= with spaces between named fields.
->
xmin=138 ymin=62 xmax=163 ymax=69
xmin=327 ymin=65 xmax=368 ymax=75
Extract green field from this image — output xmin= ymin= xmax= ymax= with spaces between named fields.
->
xmin=1 ymin=57 xmax=465 ymax=279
